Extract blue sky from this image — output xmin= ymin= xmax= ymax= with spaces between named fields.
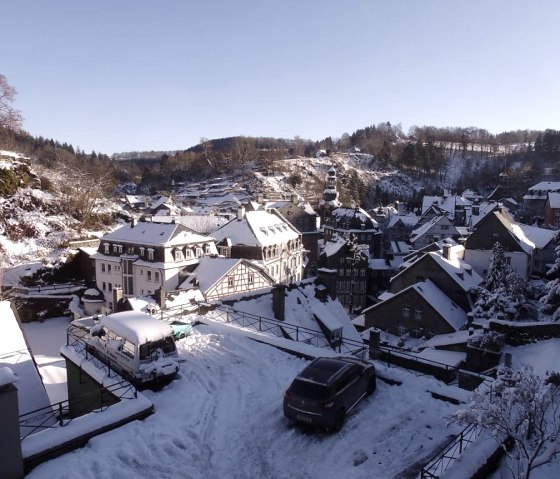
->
xmin=2 ymin=1 xmax=559 ymax=155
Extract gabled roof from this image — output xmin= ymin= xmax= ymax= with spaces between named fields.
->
xmin=410 ymin=215 xmax=456 ymax=243
xmin=518 ymin=224 xmax=556 ymax=249
xmin=395 ymin=244 xmax=482 ymax=293
xmin=494 ymin=210 xmax=535 ymax=253
xmin=547 ymin=192 xmax=560 ymax=209
xmin=179 ymin=257 xmax=273 ymax=294
xmin=364 ymin=280 xmax=467 ymax=332
xmin=330 ymin=207 xmax=378 ymax=227
xmin=211 ymin=210 xmax=299 ymax=247
xmin=102 ymin=221 xmax=213 ymax=247
xmin=422 ymin=194 xmax=471 ymax=216
xmin=387 ymin=213 xmax=419 ymax=229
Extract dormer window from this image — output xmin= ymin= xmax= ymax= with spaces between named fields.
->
xmin=113 ymin=244 xmax=118 ymax=253
xmin=140 ymin=247 xmax=145 ymax=256
xmin=147 ymin=248 xmax=154 ymax=261
xmin=204 ymin=243 xmax=211 ymax=254
xmin=175 ymin=250 xmax=182 ymax=261
xmin=104 ymin=243 xmax=110 ymax=254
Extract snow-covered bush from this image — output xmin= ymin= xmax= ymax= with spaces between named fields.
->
xmin=467 ymin=331 xmax=505 ymax=352
xmin=453 ymin=365 xmax=560 ymax=479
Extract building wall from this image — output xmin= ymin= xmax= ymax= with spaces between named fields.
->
xmin=463 ymin=249 xmax=530 ymax=279
xmin=389 ymin=255 xmax=472 ymax=311
xmin=363 ymin=289 xmax=456 ymax=338
xmin=205 ymin=263 xmax=273 ymax=300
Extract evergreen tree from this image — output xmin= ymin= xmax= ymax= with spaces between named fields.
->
xmin=471 ymin=242 xmax=524 ymax=320
xmin=541 ymin=233 xmax=560 ymax=320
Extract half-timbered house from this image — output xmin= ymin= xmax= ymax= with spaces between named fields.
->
xmin=179 ymin=257 xmax=275 ymax=301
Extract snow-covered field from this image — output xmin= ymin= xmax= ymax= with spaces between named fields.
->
xmin=25 ymin=320 xmax=463 ymax=479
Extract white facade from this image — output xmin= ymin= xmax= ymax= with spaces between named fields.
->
xmin=463 ymin=249 xmax=532 ymax=280
xmin=93 ymin=221 xmax=218 ymax=310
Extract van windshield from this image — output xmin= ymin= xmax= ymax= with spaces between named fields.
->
xmin=139 ymin=337 xmax=176 ymax=360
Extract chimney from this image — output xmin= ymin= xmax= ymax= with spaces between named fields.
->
xmin=442 ymin=243 xmax=451 ymax=260
xmin=131 ymin=218 xmax=137 ymax=228
xmin=237 ymin=205 xmax=246 ymax=221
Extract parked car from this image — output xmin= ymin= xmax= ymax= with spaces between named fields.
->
xmin=170 ymin=320 xmax=193 ymax=340
xmin=283 ymin=356 xmax=376 ymax=432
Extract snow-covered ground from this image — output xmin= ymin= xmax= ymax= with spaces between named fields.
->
xmin=25 ymin=319 xmax=464 ymax=479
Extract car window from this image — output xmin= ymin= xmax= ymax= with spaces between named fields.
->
xmin=334 ymin=365 xmax=361 ymax=393
xmin=290 ymin=379 xmax=331 ymax=399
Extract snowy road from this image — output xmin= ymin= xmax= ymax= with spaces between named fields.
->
xmin=28 ymin=323 xmax=461 ymax=479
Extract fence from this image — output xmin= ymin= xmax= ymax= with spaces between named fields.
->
xmin=420 ymin=423 xmax=483 ymax=478
xmin=19 ymin=380 xmax=138 ymax=441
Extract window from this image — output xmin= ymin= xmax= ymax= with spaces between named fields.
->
xmin=397 ymin=326 xmax=407 ymax=336
xmin=185 ymin=248 xmax=192 ymax=258
xmin=414 ymin=308 xmax=422 ymax=321
xmin=118 ymin=245 xmax=123 ymax=254
xmin=101 ymin=263 xmax=106 ymax=273
xmin=108 ymin=283 xmax=113 ymax=292
xmin=147 ymin=271 xmax=152 ymax=281
xmin=104 ymin=243 xmax=110 ymax=254
xmin=155 ymin=272 xmax=160 ymax=283
xmin=140 ymin=247 xmax=145 ymax=256
xmin=102 ymin=282 xmax=106 ymax=291
xmin=175 ymin=250 xmax=182 ymax=261
xmin=360 ymin=268 xmax=366 ymax=277
xmin=204 ymin=244 xmax=211 ymax=254
xmin=127 ymin=246 xmax=135 ymax=255
xmin=248 ymin=272 xmax=254 ymax=285
xmin=228 ymin=275 xmax=235 ymax=288
xmin=107 ymin=264 xmax=112 ymax=273
xmin=147 ymin=249 xmax=154 ymax=260
xmin=402 ymin=306 xmax=410 ymax=318
xmin=113 ymin=244 xmax=118 ymax=253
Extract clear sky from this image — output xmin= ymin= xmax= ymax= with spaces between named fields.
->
xmin=2 ymin=1 xmax=559 ymax=155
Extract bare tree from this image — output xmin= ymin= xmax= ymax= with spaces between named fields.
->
xmin=454 ymin=366 xmax=560 ymax=479
xmin=0 ymin=74 xmax=23 ymax=131
xmin=60 ymin=166 xmax=113 ymax=228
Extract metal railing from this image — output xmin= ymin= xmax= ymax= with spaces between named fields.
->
xmin=208 ymin=305 xmax=369 ymax=359
xmin=19 ymin=379 xmax=137 ymax=441
xmin=419 ymin=423 xmax=483 ymax=478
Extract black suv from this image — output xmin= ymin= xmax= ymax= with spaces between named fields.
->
xmin=283 ymin=356 xmax=376 ymax=432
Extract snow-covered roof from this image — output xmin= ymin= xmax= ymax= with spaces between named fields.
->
xmin=387 ymin=213 xmax=419 ymax=228
xmin=421 ymin=194 xmax=471 ymax=216
xmin=518 ymin=224 xmax=556 ymax=249
xmin=495 ymin=210 xmax=535 ymax=253
xmin=547 ymin=192 xmax=560 ymax=209
xmin=330 ymin=207 xmax=378 ymax=227
xmin=410 ymin=215 xmax=455 ymax=243
xmin=0 ymin=301 xmax=52 ymax=418
xmin=411 ymin=280 xmax=467 ymax=331
xmin=100 ymin=311 xmax=173 ymax=343
xmin=101 ymin=221 xmax=213 ymax=247
xmin=322 ymin=236 xmax=346 ymax=257
xmin=182 ymin=257 xmax=255 ymax=293
xmin=528 ymin=181 xmax=560 ymax=192
xmin=211 ymin=210 xmax=299 ymax=247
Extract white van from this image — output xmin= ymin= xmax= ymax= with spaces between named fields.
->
xmin=69 ymin=311 xmax=180 ymax=387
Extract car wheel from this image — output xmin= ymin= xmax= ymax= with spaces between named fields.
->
xmin=332 ymin=409 xmax=346 ymax=432
xmin=366 ymin=377 xmax=376 ymax=396
xmin=179 ymin=332 xmax=186 ymax=340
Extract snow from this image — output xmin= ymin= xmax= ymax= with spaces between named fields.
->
xmin=94 ymin=311 xmax=174 ymax=344
xmin=413 ymin=280 xmax=468 ymax=331
xmin=212 ymin=209 xmax=299 ymax=247
xmin=26 ymin=322 xmax=464 ymax=479
xmin=0 ymin=301 xmax=52 ymax=419
xmin=0 ymin=366 xmax=17 ymax=387
xmin=102 ymin=221 xmax=213 ymax=247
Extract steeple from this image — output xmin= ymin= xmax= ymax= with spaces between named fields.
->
xmin=323 ymin=166 xmax=339 ymax=204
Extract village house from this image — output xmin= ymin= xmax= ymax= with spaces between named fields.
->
xmin=421 ymin=191 xmax=472 ymax=226
xmin=178 ymin=257 xmax=275 ymax=301
xmin=519 ymin=224 xmax=557 ymax=276
xmin=361 ymin=279 xmax=468 ymax=338
xmin=388 ymin=243 xmax=482 ymax=313
xmin=544 ymin=192 xmax=560 ymax=227
xmin=93 ymin=219 xmax=218 ymax=311
xmin=264 ymin=194 xmax=321 ymax=277
xmin=523 ymin=181 xmax=560 ymax=217
xmin=463 ymin=206 xmax=535 ymax=279
xmin=409 ymin=215 xmax=462 ymax=251
xmin=211 ymin=206 xmax=305 ymax=285
xmin=317 ymin=235 xmax=370 ymax=313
